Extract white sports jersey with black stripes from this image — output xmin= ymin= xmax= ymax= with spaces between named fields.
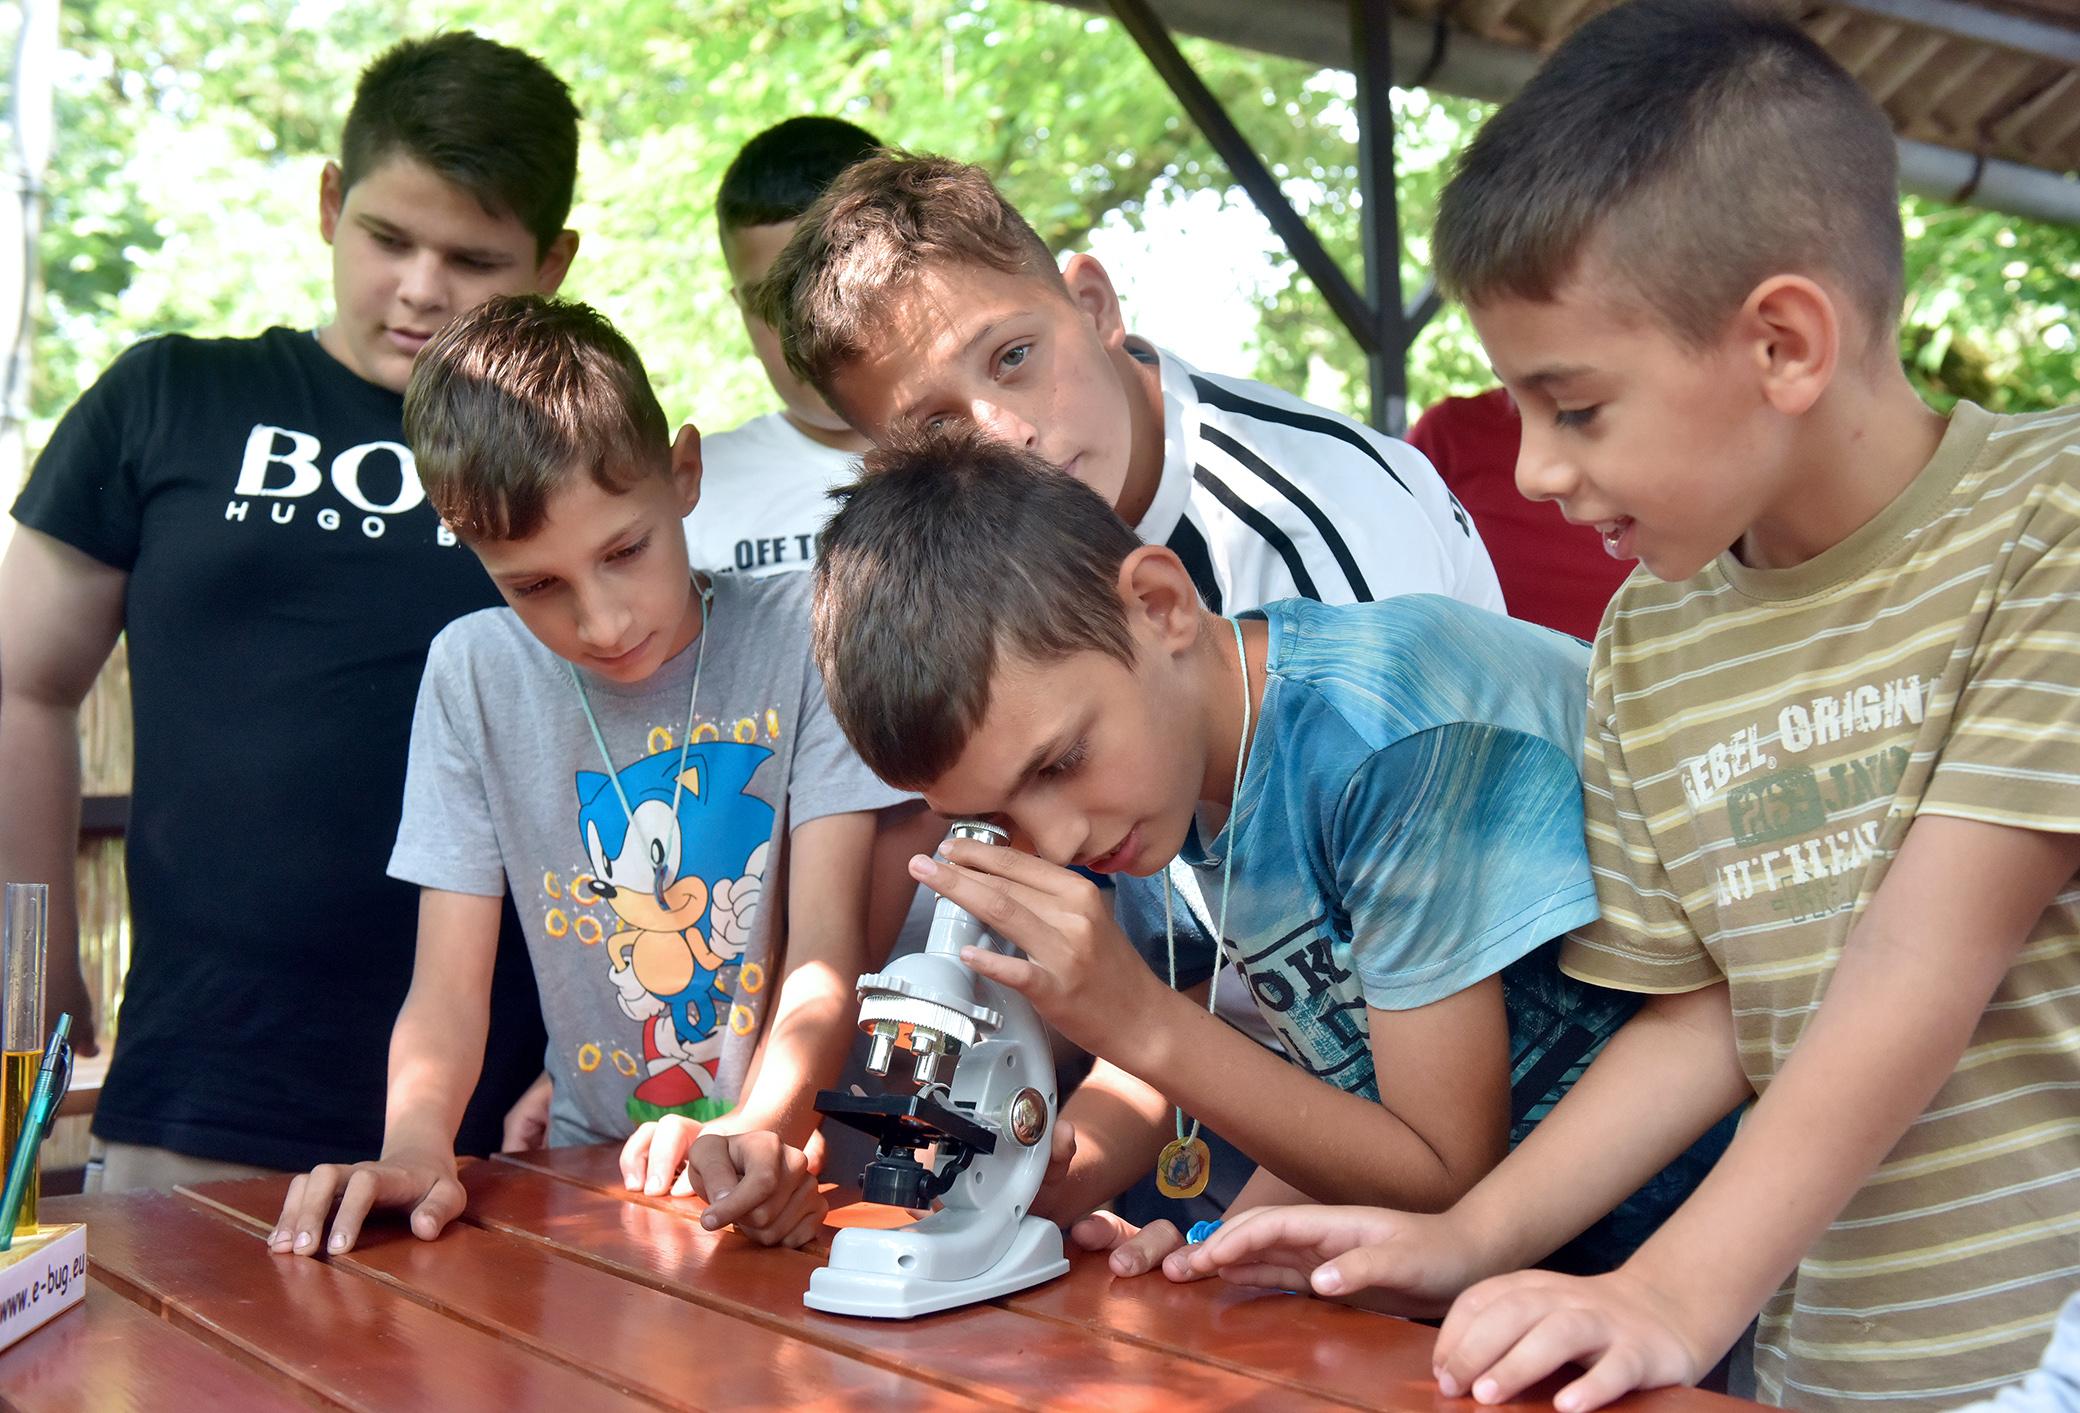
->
xmin=1132 ymin=342 xmax=1504 ymax=617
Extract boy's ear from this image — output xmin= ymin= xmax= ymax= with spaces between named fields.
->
xmin=319 ymin=161 xmax=346 ymax=245
xmin=669 ymin=424 xmax=705 ymax=516
xmin=1739 ymin=275 xmax=1838 ymax=417
xmin=1061 ymin=254 xmax=1128 ymax=351
xmin=1116 ymin=545 xmax=1201 ymax=657
xmin=533 ymin=229 xmax=580 ymax=295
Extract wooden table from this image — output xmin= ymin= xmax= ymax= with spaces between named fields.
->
xmin=1 ymin=1145 xmax=1750 ymax=1411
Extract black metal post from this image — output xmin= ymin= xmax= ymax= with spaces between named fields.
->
xmin=1104 ymin=0 xmax=1378 ymax=352
xmin=1351 ymin=0 xmax=1407 ymax=433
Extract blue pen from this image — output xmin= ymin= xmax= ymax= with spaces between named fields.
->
xmin=0 ymin=1013 xmax=73 ymax=1252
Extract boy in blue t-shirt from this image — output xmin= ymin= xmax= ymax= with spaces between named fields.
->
xmin=809 ymin=426 xmax=1727 ymax=1276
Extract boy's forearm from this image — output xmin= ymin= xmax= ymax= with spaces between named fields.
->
xmin=1122 ymin=987 xmax=1492 ymax=1211
xmin=1039 ymin=1059 xmax=1175 ymax=1222
xmin=1618 ymin=818 xmax=2080 ymax=1352
xmin=713 ymin=963 xmax=853 ymax=1147
xmin=0 ymin=698 xmax=92 ymax=1039
xmin=381 ymin=984 xmax=488 ymax=1159
xmin=1450 ymin=983 xmax=1751 ymax=1274
xmin=380 ymin=891 xmax=501 ymax=1159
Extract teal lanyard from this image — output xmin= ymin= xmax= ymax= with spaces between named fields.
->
xmin=1161 ymin=614 xmax=1251 ymax=1147
xmin=565 ymin=577 xmax=712 ymax=907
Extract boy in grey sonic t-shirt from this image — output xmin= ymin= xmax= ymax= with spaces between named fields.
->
xmin=270 ymin=297 xmax=914 ymax=1264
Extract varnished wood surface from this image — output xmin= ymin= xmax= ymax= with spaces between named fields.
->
xmin=0 ymin=1147 xmax=1757 ymax=1411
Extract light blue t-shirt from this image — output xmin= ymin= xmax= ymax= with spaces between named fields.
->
xmin=1170 ymin=594 xmax=1606 ymax=1102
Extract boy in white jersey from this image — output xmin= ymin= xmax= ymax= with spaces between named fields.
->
xmin=757 ymin=150 xmax=1502 ymax=617
xmin=685 ymin=116 xmax=882 ymax=578
xmin=1188 ymin=4 xmax=2080 ymax=1410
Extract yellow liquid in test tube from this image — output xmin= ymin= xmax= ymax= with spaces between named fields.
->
xmin=1 ymin=1048 xmax=38 ymax=1235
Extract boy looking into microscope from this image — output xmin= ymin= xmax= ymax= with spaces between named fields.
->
xmin=810 ymin=427 xmax=1727 ymax=1276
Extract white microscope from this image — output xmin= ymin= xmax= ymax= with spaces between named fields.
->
xmin=805 ymin=820 xmax=1070 ymax=1319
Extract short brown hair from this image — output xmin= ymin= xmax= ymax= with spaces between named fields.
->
xmin=404 ymin=296 xmax=670 ymax=542
xmin=813 ymin=426 xmax=1141 ymax=789
xmin=758 ymin=152 xmax=1066 ymax=398
xmin=341 ymin=32 xmax=580 ymax=257
xmin=1435 ymin=0 xmax=1903 ymax=347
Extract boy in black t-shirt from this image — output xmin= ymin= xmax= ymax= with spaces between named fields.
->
xmin=0 ymin=33 xmax=582 ymax=1187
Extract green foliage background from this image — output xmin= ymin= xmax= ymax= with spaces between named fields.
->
xmin=21 ymin=0 xmax=2079 ymax=444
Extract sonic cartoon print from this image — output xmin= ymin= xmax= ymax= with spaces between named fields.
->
xmin=577 ymin=742 xmax=774 ymax=1125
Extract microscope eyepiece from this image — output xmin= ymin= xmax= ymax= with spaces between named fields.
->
xmin=946 ymin=819 xmax=1010 ymax=847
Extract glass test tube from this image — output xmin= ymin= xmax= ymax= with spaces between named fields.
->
xmin=3 ymin=883 xmax=50 ymax=1236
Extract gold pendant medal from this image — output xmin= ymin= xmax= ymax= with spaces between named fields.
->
xmin=1152 ymin=616 xmax=1255 ymax=1209
xmin=1155 ymin=1135 xmax=1212 ymax=1200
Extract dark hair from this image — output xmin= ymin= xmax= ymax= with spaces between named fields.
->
xmin=812 ymin=427 xmax=1141 ymax=789
xmin=716 ymin=116 xmax=884 ymax=235
xmin=758 ymin=151 xmax=1066 ymax=396
xmin=404 ymin=295 xmax=670 ymax=542
xmin=340 ymin=32 xmax=580 ymax=255
xmin=1435 ymin=0 xmax=1903 ymax=346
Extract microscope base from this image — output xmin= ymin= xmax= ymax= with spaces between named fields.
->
xmin=804 ymin=1214 xmax=1069 ymax=1319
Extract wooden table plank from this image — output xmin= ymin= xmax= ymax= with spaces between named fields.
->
xmin=45 ymin=1193 xmax=658 ymax=1413
xmin=502 ymin=1145 xmax=1745 ymax=1412
xmin=0 ymin=1274 xmax=321 ymax=1413
xmin=460 ymin=1161 xmax=1341 ymax=1410
xmin=183 ymin=1177 xmax=967 ymax=1413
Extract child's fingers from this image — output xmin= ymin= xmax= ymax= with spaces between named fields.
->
xmin=619 ymin=1123 xmax=656 ymax=1189
xmin=409 ymin=1174 xmax=467 ymax=1242
xmin=1315 ymin=1238 xmax=1431 ymax=1298
xmin=1551 ymin=1348 xmax=1654 ymax=1413
xmin=693 ymin=1139 xmax=774 ymax=1230
xmin=1451 ymin=1308 xmax=1603 ymax=1408
xmin=958 ymin=945 xmax=1049 ymax=1001
xmin=644 ymin=1115 xmax=698 ymax=1196
xmin=936 ymin=838 xmax=1088 ymax=900
xmin=1159 ymin=1243 xmax=1215 ymax=1283
xmin=680 ymin=1134 xmax=745 ymax=1214
xmin=910 ymin=855 xmax=1050 ymax=954
xmin=1187 ymin=1204 xmax=1318 ymax=1271
xmin=743 ymin=1173 xmax=823 ymax=1247
xmin=741 ymin=1146 xmax=810 ymax=1230
xmin=282 ymin=1166 xmax=346 ymax=1256
xmin=325 ymin=1168 xmax=385 ymax=1254
xmin=781 ymin=1203 xmax=827 ymax=1250
xmin=269 ymin=1173 xmax=309 ymax=1253
xmin=1069 ymin=1210 xmax=1135 ymax=1252
xmin=1107 ymin=1219 xmax=1184 ymax=1277
xmin=1432 ymin=1276 xmax=1562 ymax=1398
xmin=1217 ymin=1260 xmax=1316 ymax=1292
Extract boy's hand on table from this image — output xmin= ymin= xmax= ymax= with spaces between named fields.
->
xmin=1069 ymin=1210 xmax=1211 ymax=1282
xmin=1184 ymin=1204 xmax=1475 ymax=1317
xmin=623 ymin=1118 xmax=825 ymax=1248
xmin=910 ymin=842 xmax=1164 ymax=1056
xmin=1431 ymin=1267 xmax=1708 ymax=1412
xmin=269 ymin=1146 xmax=463 ymax=1257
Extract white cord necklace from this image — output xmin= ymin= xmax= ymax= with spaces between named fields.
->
xmin=566 ymin=576 xmax=713 ymax=909
xmin=1154 ymin=613 xmax=1252 ymax=1201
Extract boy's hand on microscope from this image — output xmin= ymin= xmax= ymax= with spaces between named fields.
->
xmin=1181 ymin=1203 xmax=1471 ymax=1316
xmin=911 ymin=841 xmax=1161 ymax=1054
xmin=683 ymin=1129 xmax=828 ymax=1248
xmin=268 ymin=1146 xmax=464 ymax=1258
xmin=1069 ymin=1210 xmax=1211 ymax=1282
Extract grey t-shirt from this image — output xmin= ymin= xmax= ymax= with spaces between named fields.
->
xmin=390 ymin=571 xmax=907 ymax=1146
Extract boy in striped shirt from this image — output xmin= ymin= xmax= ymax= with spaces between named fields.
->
xmin=1188 ymin=2 xmax=2080 ymax=1408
